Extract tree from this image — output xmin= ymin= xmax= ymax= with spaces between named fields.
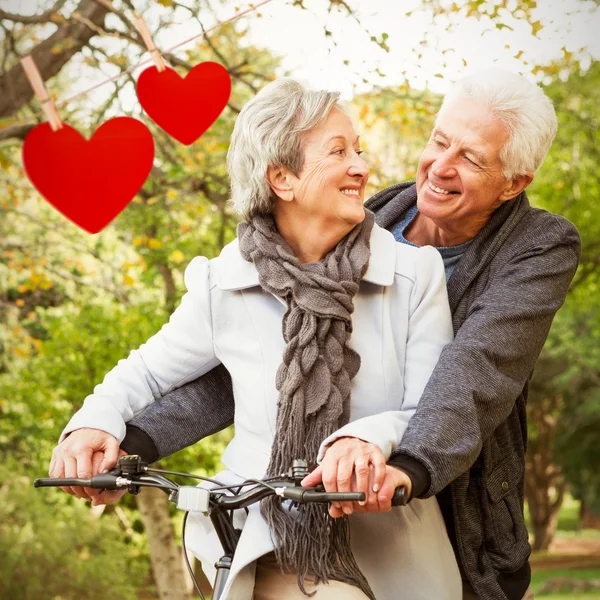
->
xmin=524 ymin=59 xmax=600 ymax=548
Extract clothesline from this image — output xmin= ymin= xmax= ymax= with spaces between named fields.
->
xmin=51 ymin=0 xmax=276 ymax=108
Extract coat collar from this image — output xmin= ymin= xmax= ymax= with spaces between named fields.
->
xmin=216 ymin=222 xmax=397 ymax=291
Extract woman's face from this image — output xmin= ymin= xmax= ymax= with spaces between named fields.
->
xmin=286 ymin=108 xmax=369 ymax=227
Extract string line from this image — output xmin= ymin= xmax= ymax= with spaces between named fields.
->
xmin=48 ymin=0 xmax=276 ymax=108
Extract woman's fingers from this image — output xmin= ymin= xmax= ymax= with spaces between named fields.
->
xmin=370 ymin=450 xmax=387 ymax=494
xmin=353 ymin=458 xmax=370 ymax=506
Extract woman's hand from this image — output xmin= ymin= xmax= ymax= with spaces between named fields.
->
xmin=49 ymin=427 xmax=126 ymax=505
xmin=301 ymin=437 xmax=413 ymax=517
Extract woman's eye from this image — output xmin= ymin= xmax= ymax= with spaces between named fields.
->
xmin=356 ymin=149 xmax=364 ymax=156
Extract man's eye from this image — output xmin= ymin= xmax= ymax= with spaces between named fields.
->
xmin=333 ymin=148 xmax=345 ymax=155
xmin=465 ymin=156 xmax=478 ymax=166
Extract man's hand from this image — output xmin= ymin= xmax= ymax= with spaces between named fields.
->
xmin=301 ymin=437 xmax=413 ymax=518
xmin=49 ymin=428 xmax=124 ymax=505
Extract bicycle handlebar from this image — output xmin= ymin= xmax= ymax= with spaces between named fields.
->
xmin=34 ymin=456 xmax=408 ymax=509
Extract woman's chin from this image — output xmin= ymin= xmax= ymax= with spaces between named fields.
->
xmin=343 ymin=205 xmax=366 ymax=225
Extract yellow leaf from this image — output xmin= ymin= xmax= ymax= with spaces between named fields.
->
xmin=17 ymin=284 xmax=28 ymax=293
xmin=16 ymin=299 xmax=25 ymax=307
xmin=123 ymin=274 xmax=135 ymax=287
xmin=39 ymin=280 xmax=54 ymax=290
xmin=133 ymin=236 xmax=146 ymax=247
xmin=148 ymin=238 xmax=163 ymax=250
xmin=167 ymin=189 xmax=177 ymax=200
xmin=170 ymin=249 xmax=185 ymax=264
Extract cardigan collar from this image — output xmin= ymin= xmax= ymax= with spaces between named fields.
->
xmin=216 ymin=221 xmax=397 ymax=292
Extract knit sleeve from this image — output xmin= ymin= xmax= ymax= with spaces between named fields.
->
xmin=390 ymin=218 xmax=581 ymax=497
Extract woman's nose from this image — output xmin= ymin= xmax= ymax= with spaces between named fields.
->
xmin=348 ymin=154 xmax=369 ymax=179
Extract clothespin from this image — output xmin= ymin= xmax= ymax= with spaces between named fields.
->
xmin=134 ymin=14 xmax=166 ymax=72
xmin=20 ymin=55 xmax=63 ymax=131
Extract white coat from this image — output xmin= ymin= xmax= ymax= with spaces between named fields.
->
xmin=62 ymin=223 xmax=462 ymax=599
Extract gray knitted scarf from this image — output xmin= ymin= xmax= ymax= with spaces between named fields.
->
xmin=237 ymin=209 xmax=376 ymax=599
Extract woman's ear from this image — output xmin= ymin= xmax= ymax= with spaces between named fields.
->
xmin=266 ymin=165 xmax=295 ymax=202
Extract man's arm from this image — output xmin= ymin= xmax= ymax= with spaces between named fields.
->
xmin=390 ymin=217 xmax=581 ymax=498
xmin=121 ymin=363 xmax=235 ymax=462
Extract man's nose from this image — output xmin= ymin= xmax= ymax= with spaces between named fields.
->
xmin=431 ymin=152 xmax=458 ymax=178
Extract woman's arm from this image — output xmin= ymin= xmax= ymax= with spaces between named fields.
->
xmin=59 ymin=256 xmax=219 ymax=443
xmin=309 ymin=246 xmax=453 ymax=510
xmin=49 ymin=257 xmax=219 ymax=502
xmin=316 ymin=246 xmax=453 ymax=461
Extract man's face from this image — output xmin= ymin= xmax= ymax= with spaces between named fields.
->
xmin=416 ymin=98 xmax=519 ymax=236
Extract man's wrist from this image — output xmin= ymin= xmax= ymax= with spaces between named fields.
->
xmin=388 ymin=453 xmax=430 ymax=499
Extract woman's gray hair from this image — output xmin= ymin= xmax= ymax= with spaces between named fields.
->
xmin=438 ymin=69 xmax=557 ymax=179
xmin=227 ymin=78 xmax=343 ymax=219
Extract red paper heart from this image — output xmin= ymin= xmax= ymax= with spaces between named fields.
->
xmin=136 ymin=62 xmax=231 ymax=145
xmin=22 ymin=117 xmax=154 ymax=234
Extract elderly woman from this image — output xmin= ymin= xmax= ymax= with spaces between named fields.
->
xmin=54 ymin=79 xmax=461 ymax=599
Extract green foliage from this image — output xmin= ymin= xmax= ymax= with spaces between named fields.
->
xmin=0 ymin=300 xmax=167 ymax=465
xmin=527 ymin=61 xmax=600 ymax=513
xmin=0 ymin=459 xmax=148 ymax=600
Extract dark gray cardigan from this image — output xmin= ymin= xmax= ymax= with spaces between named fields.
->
xmin=123 ymin=183 xmax=581 ymax=600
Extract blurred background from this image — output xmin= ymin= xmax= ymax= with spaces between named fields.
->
xmin=0 ymin=0 xmax=599 ymax=598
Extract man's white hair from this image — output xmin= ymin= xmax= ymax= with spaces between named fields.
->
xmin=437 ymin=68 xmax=557 ymax=179
xmin=227 ymin=78 xmax=343 ymax=220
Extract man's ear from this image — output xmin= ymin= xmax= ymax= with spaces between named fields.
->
xmin=266 ymin=165 xmax=294 ymax=202
xmin=499 ymin=172 xmax=534 ymax=202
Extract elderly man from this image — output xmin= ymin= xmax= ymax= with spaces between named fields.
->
xmin=51 ymin=69 xmax=580 ymax=600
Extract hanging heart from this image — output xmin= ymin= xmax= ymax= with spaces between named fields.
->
xmin=136 ymin=61 xmax=231 ymax=145
xmin=22 ymin=117 xmax=154 ymax=234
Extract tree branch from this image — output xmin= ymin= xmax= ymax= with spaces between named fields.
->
xmin=0 ymin=122 xmax=35 ymax=142
xmin=0 ymin=1 xmax=67 ymax=25
xmin=0 ymin=0 xmax=109 ymax=118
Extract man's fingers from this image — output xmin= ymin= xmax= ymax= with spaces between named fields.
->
xmin=92 ymin=489 xmax=127 ymax=507
xmin=301 ymin=465 xmax=323 ymax=488
xmin=91 ymin=451 xmax=104 ymax=476
xmin=63 ymin=456 xmax=87 ymax=500
xmin=99 ymin=437 xmax=120 ymax=473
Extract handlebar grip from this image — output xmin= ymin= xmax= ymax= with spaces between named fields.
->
xmin=391 ymin=486 xmax=408 ymax=507
xmin=282 ymin=488 xmax=365 ymax=503
xmin=34 ymin=475 xmax=122 ymax=490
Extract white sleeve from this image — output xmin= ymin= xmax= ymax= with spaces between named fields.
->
xmin=60 ymin=256 xmax=220 ymax=443
xmin=317 ymin=246 xmax=453 ymax=461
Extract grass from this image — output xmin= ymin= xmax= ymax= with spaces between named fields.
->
xmin=526 ymin=496 xmax=600 ymax=598
xmin=530 ymin=568 xmax=600 ymax=599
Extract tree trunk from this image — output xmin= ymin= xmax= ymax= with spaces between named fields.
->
xmin=580 ymin=501 xmax=600 ymax=529
xmin=136 ymin=487 xmax=192 ymax=600
xmin=525 ymin=391 xmax=566 ymax=550
xmin=0 ymin=0 xmax=109 ymax=118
